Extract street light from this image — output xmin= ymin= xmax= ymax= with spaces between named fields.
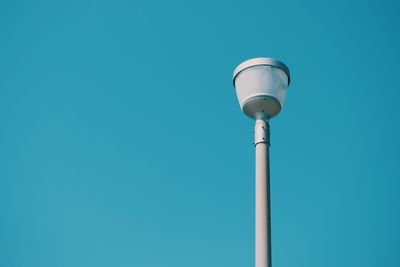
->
xmin=232 ymin=58 xmax=291 ymax=267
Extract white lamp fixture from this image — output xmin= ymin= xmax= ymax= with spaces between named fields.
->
xmin=233 ymin=58 xmax=290 ymax=119
xmin=232 ymin=58 xmax=291 ymax=267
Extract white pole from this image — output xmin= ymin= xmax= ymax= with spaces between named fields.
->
xmin=254 ymin=119 xmax=271 ymax=267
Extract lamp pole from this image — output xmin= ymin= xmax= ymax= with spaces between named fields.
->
xmin=254 ymin=119 xmax=271 ymax=267
xmin=232 ymin=58 xmax=291 ymax=267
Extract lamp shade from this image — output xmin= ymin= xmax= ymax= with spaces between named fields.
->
xmin=233 ymin=58 xmax=290 ymax=119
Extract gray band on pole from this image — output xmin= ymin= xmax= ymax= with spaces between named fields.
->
xmin=254 ymin=119 xmax=270 ymax=146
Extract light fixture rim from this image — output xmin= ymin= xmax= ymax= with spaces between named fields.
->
xmin=242 ymin=94 xmax=282 ymax=120
xmin=232 ymin=57 xmax=291 ymax=86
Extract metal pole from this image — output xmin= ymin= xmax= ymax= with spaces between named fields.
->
xmin=254 ymin=119 xmax=271 ymax=267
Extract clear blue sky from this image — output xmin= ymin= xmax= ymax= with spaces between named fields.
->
xmin=1 ymin=0 xmax=399 ymax=266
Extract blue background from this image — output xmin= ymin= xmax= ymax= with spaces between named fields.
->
xmin=1 ymin=0 xmax=399 ymax=266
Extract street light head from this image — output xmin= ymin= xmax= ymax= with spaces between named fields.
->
xmin=233 ymin=58 xmax=290 ymax=120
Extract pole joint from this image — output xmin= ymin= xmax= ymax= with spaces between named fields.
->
xmin=254 ymin=119 xmax=270 ymax=146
